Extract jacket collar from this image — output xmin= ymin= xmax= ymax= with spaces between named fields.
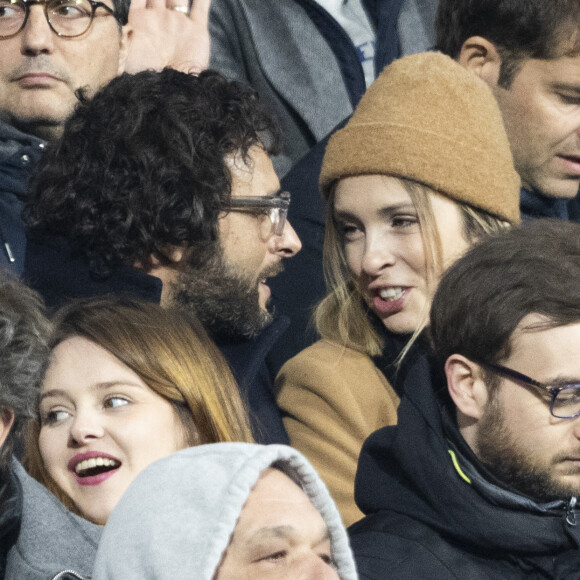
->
xmin=355 ymin=352 xmax=580 ymax=559
xmin=0 ymin=120 xmax=45 ymax=156
xmin=520 ymin=186 xmax=570 ymax=220
xmin=24 ymin=231 xmax=163 ymax=309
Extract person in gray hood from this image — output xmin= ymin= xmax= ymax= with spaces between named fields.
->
xmin=92 ymin=443 xmax=358 ymax=580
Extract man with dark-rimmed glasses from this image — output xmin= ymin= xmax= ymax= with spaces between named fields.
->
xmin=0 ymin=0 xmax=122 ymax=39
xmin=0 ymin=0 xmax=130 ymax=275
xmin=350 ymin=219 xmax=580 ymax=579
xmin=0 ymin=0 xmax=212 ymax=274
xmin=24 ymin=68 xmax=302 ymax=445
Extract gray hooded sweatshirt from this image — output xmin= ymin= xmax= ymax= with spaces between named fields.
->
xmin=92 ymin=443 xmax=358 ymax=580
xmin=6 ymin=460 xmax=101 ymax=580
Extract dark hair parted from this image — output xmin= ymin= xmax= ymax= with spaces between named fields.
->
xmin=430 ymin=220 xmax=580 ymax=369
xmin=0 ymin=277 xmax=50 ymax=470
xmin=435 ymin=0 xmax=580 ymax=86
xmin=25 ymin=69 xmax=279 ymax=278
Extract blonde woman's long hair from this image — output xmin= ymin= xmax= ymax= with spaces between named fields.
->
xmin=24 ymin=295 xmax=253 ymax=512
xmin=314 ymin=176 xmax=511 ymax=358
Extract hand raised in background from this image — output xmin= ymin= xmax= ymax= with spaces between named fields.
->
xmin=124 ymin=0 xmax=211 ymax=74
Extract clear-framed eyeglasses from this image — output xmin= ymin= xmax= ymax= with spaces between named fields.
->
xmin=475 ymin=359 xmax=580 ymax=419
xmin=226 ymin=191 xmax=291 ymax=238
xmin=0 ymin=0 xmax=120 ymax=39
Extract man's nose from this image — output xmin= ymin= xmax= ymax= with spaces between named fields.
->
xmin=273 ymin=219 xmax=302 ymax=257
xmin=20 ymin=5 xmax=55 ymax=55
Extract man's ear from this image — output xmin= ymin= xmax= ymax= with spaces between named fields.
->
xmin=134 ymin=245 xmax=186 ymax=278
xmin=135 ymin=246 xmax=187 ymax=307
xmin=117 ymin=25 xmax=133 ymax=76
xmin=457 ymin=36 xmax=502 ymax=88
xmin=156 ymin=245 xmax=187 ymax=264
xmin=445 ymin=354 xmax=490 ymax=420
xmin=0 ymin=407 xmax=15 ymax=451
xmin=149 ymin=244 xmax=187 ymax=268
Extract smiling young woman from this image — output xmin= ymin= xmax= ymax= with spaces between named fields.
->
xmin=275 ymin=51 xmax=522 ymax=526
xmin=24 ymin=295 xmax=253 ymax=524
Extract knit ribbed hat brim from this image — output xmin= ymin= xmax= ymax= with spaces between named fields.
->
xmin=320 ymin=51 xmax=521 ymax=224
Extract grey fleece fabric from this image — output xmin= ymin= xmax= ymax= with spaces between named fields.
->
xmin=92 ymin=443 xmax=358 ymax=580
xmin=5 ymin=460 xmax=101 ymax=580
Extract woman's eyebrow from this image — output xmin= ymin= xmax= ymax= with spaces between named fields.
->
xmin=39 ymin=389 xmax=70 ymax=403
xmin=39 ymin=381 xmax=146 ymax=402
xmin=334 ymin=202 xmax=416 ymax=220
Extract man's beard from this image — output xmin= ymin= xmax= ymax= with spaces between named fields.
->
xmin=476 ymin=394 xmax=580 ymax=502
xmin=170 ymin=248 xmax=281 ymax=340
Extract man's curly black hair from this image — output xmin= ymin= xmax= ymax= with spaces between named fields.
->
xmin=25 ymin=69 xmax=280 ymax=278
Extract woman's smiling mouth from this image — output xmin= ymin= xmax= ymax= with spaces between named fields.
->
xmin=69 ymin=452 xmax=121 ymax=486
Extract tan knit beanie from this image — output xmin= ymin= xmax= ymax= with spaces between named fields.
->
xmin=320 ymin=51 xmax=521 ymax=224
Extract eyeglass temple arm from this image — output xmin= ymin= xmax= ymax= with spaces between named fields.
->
xmin=475 ymin=360 xmax=546 ymax=389
xmin=228 ymin=197 xmax=290 ymax=209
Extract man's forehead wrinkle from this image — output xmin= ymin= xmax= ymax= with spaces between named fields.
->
xmin=247 ymin=525 xmax=294 ymax=544
xmin=243 ymin=523 xmax=330 ymax=546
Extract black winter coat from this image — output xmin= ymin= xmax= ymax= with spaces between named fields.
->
xmin=349 ymin=354 xmax=580 ymax=579
xmin=0 ymin=121 xmax=45 ymax=275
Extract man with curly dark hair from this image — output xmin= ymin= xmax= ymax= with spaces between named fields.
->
xmin=0 ymin=0 xmax=212 ymax=277
xmin=24 ymin=68 xmax=302 ymax=444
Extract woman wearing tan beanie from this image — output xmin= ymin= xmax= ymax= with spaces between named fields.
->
xmin=276 ymin=51 xmax=521 ymax=527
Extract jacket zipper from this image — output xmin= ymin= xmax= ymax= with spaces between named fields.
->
xmin=0 ymin=220 xmax=14 ymax=264
xmin=565 ymin=496 xmax=577 ymax=526
xmin=50 ymin=570 xmax=90 ymax=580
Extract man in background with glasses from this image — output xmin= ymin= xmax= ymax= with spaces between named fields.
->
xmin=350 ymin=219 xmax=580 ymax=579
xmin=0 ymin=0 xmax=211 ymax=275
xmin=24 ymin=68 xmax=302 ymax=445
xmin=0 ymin=0 xmax=129 ymax=276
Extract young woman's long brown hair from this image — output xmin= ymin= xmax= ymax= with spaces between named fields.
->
xmin=25 ymin=295 xmax=253 ymax=511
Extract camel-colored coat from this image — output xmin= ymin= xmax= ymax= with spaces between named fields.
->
xmin=276 ymin=339 xmax=400 ymax=526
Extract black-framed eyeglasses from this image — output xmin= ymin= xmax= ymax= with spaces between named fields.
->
xmin=0 ymin=0 xmax=120 ymax=39
xmin=476 ymin=359 xmax=580 ymax=419
xmin=226 ymin=191 xmax=291 ymax=237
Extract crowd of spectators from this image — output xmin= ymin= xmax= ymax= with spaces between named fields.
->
xmin=1 ymin=0 xmax=580 ymax=578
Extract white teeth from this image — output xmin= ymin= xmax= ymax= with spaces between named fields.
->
xmin=75 ymin=457 xmax=119 ymax=474
xmin=379 ymin=288 xmax=404 ymax=301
